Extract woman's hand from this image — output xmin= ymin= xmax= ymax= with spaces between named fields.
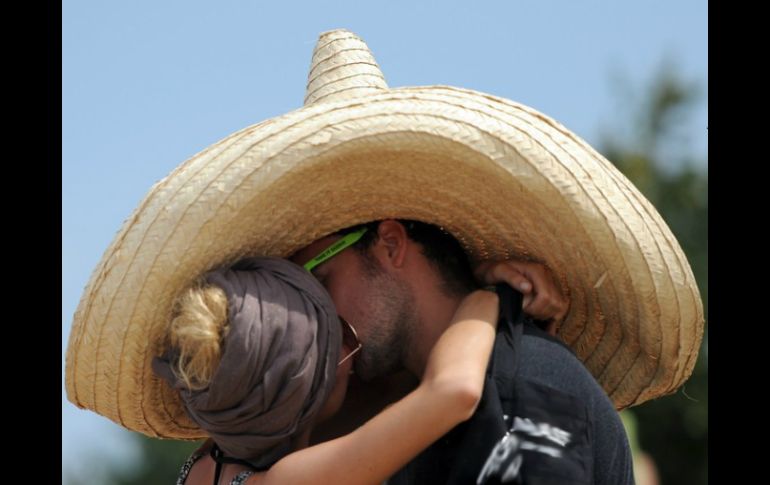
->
xmin=474 ymin=259 xmax=569 ymax=334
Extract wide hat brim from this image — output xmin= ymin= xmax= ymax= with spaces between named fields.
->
xmin=65 ymin=30 xmax=704 ymax=439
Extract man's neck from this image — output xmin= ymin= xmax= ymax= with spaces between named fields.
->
xmin=402 ymin=275 xmax=470 ymax=378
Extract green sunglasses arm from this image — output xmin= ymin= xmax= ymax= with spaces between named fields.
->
xmin=303 ymin=227 xmax=368 ymax=272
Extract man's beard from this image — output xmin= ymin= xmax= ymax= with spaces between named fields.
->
xmin=353 ymin=271 xmax=416 ymax=381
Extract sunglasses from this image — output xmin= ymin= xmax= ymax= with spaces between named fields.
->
xmin=338 ymin=316 xmax=363 ymax=366
xmin=301 ymin=228 xmax=367 ymax=366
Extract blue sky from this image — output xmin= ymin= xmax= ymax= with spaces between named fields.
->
xmin=63 ymin=0 xmax=707 ymax=480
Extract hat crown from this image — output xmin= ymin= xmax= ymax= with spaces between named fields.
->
xmin=304 ymin=29 xmax=388 ymax=105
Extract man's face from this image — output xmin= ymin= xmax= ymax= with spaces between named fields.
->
xmin=292 ymin=235 xmax=415 ymax=381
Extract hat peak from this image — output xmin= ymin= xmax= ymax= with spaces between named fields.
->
xmin=304 ymin=29 xmax=388 ymax=105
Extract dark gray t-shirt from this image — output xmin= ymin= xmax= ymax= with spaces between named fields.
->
xmin=389 ymin=324 xmax=635 ymax=485
xmin=516 ymin=329 xmax=635 ymax=485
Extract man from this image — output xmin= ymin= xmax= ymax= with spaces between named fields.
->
xmin=293 ymin=220 xmax=566 ymax=383
xmin=293 ymin=219 xmax=634 ymax=484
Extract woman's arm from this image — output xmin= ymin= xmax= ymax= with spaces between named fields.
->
xmin=260 ymin=289 xmax=500 ymax=485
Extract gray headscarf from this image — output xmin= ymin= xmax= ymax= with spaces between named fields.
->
xmin=153 ymin=257 xmax=341 ymax=468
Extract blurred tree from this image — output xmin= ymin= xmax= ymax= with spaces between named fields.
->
xmin=84 ymin=435 xmax=202 ymax=485
xmin=601 ymin=64 xmax=707 ymax=485
xmin=110 ymin=437 xmax=202 ymax=484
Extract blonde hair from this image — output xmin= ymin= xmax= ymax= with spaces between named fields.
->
xmin=168 ymin=281 xmax=230 ymax=390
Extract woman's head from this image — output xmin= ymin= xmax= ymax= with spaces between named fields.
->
xmin=153 ymin=257 xmax=349 ymax=467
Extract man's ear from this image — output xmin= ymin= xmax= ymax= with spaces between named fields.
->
xmin=374 ymin=220 xmax=408 ymax=268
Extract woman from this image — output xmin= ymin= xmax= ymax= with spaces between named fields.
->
xmin=154 ymin=257 xmax=565 ymax=485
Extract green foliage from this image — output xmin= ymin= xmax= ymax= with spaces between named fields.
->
xmin=78 ymin=435 xmax=203 ymax=485
xmin=601 ymin=66 xmax=707 ymax=485
xmin=109 ymin=437 xmax=203 ymax=485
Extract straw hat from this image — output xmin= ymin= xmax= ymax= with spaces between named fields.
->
xmin=65 ymin=29 xmax=704 ymax=439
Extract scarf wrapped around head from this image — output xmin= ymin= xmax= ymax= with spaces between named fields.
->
xmin=153 ymin=257 xmax=341 ymax=468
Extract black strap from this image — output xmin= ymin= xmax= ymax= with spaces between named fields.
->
xmin=441 ymin=283 xmax=526 ymax=485
xmin=209 ymin=444 xmax=266 ymax=485
xmin=489 ymin=282 xmax=525 ymax=381
xmin=496 ymin=282 xmax=523 ymax=329
xmin=213 ymin=457 xmax=222 ymax=485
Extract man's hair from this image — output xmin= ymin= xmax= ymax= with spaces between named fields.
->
xmin=335 ymin=220 xmax=476 ymax=296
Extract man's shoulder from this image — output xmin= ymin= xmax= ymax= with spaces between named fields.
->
xmin=493 ymin=325 xmax=634 ymax=485
xmin=517 ymin=326 xmax=605 ymax=396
